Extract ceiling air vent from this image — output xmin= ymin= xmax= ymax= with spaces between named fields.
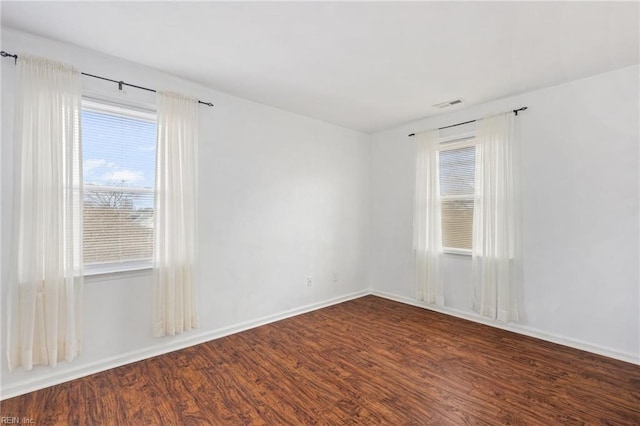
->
xmin=433 ymin=98 xmax=463 ymax=109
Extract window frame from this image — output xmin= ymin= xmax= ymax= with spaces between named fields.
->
xmin=81 ymin=98 xmax=157 ymax=276
xmin=438 ymin=134 xmax=477 ymax=256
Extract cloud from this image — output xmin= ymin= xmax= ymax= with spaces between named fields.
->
xmin=84 ymin=158 xmax=147 ymax=186
xmin=84 ymin=159 xmax=107 ymax=174
xmin=102 ymin=169 xmax=145 ymax=184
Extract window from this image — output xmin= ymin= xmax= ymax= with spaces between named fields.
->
xmin=439 ymin=139 xmax=476 ymax=253
xmin=81 ymin=100 xmax=157 ymax=273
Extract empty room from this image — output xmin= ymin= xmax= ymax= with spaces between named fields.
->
xmin=1 ymin=1 xmax=638 ymax=424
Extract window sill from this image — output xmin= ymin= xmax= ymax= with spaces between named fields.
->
xmin=443 ymin=248 xmax=472 ymax=256
xmin=84 ymin=261 xmax=152 ymax=282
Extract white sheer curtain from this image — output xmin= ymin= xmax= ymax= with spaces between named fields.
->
xmin=153 ymin=92 xmax=199 ymax=337
xmin=472 ymin=112 xmax=522 ymax=322
xmin=413 ymin=129 xmax=444 ymax=306
xmin=7 ymin=54 xmax=84 ymax=371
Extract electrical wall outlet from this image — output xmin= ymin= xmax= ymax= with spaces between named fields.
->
xmin=306 ymin=276 xmax=313 ymax=286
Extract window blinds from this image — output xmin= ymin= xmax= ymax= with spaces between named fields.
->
xmin=81 ymin=102 xmax=157 ymax=266
xmin=439 ymin=145 xmax=476 ymax=251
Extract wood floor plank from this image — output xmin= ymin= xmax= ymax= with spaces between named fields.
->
xmin=2 ymin=295 xmax=639 ymax=425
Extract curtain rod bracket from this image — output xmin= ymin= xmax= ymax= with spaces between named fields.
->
xmin=118 ymin=81 xmax=124 ymax=91
xmin=513 ymin=106 xmax=528 ymax=116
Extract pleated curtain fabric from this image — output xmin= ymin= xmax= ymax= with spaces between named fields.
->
xmin=153 ymin=92 xmax=199 ymax=337
xmin=413 ymin=129 xmax=444 ymax=306
xmin=7 ymin=54 xmax=84 ymax=371
xmin=472 ymin=112 xmax=522 ymax=322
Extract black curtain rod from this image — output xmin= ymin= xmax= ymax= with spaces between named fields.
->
xmin=407 ymin=107 xmax=527 ymax=137
xmin=1 ymin=50 xmax=214 ymax=107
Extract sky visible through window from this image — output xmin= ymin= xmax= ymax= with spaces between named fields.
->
xmin=82 ymin=109 xmax=157 ymax=208
xmin=439 ymin=146 xmax=475 ymax=196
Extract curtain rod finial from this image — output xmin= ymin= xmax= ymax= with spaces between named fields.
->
xmin=1 ymin=50 xmax=18 ymax=64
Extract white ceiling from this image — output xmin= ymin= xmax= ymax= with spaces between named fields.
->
xmin=2 ymin=2 xmax=638 ymax=133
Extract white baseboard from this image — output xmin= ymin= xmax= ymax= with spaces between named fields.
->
xmin=370 ymin=289 xmax=640 ymax=366
xmin=4 ymin=288 xmax=637 ymax=400
xmin=1 ymin=290 xmax=368 ymax=400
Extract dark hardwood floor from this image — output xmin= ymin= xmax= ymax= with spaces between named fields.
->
xmin=2 ymin=295 xmax=639 ymax=425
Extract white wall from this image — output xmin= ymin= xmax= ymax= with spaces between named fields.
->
xmin=0 ymin=29 xmax=371 ymax=397
xmin=370 ymin=65 xmax=640 ymax=363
